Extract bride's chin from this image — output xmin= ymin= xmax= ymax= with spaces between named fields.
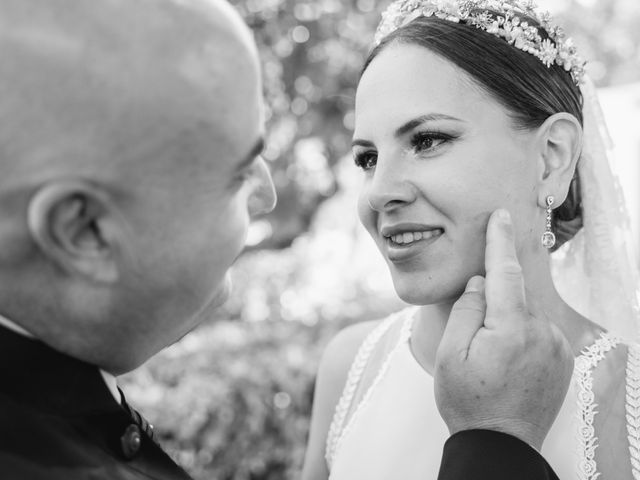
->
xmin=392 ymin=279 xmax=465 ymax=306
xmin=395 ymin=288 xmax=442 ymax=306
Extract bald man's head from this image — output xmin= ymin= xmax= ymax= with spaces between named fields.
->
xmin=0 ymin=0 xmax=276 ymax=373
xmin=0 ymin=0 xmax=259 ymax=180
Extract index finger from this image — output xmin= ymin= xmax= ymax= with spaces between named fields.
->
xmin=484 ymin=209 xmax=526 ymax=326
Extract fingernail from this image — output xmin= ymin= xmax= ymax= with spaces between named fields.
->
xmin=465 ymin=276 xmax=485 ymax=293
xmin=496 ymin=209 xmax=511 ymax=223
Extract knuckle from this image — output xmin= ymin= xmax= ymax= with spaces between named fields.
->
xmin=453 ymin=293 xmax=485 ymax=312
xmin=491 ymin=297 xmax=526 ymax=317
xmin=454 ymin=303 xmax=486 ymax=315
xmin=497 ymin=260 xmax=523 ymax=277
xmin=509 ymin=298 xmax=527 ymax=314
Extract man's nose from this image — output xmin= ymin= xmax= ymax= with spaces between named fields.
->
xmin=366 ymin=157 xmax=416 ymax=212
xmin=248 ymin=157 xmax=277 ymax=217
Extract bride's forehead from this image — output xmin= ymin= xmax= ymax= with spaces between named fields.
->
xmin=356 ymin=43 xmax=486 ymax=110
xmin=355 ymin=44 xmax=502 ymax=130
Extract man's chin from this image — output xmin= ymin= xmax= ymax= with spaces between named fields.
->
xmin=174 ymin=275 xmax=233 ymax=342
xmin=209 ymin=273 xmax=233 ymax=310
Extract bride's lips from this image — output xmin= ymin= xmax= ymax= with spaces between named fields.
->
xmin=380 ymin=222 xmax=444 ymax=263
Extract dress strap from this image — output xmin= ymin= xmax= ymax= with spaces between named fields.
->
xmin=574 ymin=331 xmax=621 ymax=480
xmin=325 ymin=308 xmax=417 ymax=469
xmin=625 ymin=343 xmax=640 ymax=478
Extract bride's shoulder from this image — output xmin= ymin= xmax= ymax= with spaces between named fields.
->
xmin=319 ymin=311 xmax=397 ymax=379
xmin=314 ymin=308 xmax=410 ymax=403
xmin=318 ymin=320 xmax=379 ymax=382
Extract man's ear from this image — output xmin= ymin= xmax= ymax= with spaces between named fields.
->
xmin=535 ymin=112 xmax=583 ymax=207
xmin=27 ymin=179 xmax=120 ymax=283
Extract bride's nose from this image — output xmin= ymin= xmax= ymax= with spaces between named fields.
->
xmin=366 ymin=157 xmax=417 ymax=212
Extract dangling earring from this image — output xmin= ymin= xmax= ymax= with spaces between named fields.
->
xmin=541 ymin=196 xmax=556 ymax=249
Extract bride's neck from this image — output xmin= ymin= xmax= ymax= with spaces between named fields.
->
xmin=410 ymin=252 xmax=604 ymax=376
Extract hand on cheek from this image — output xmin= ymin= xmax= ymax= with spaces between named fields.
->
xmin=433 ymin=209 xmax=574 ymax=451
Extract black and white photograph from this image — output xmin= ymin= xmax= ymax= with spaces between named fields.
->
xmin=0 ymin=1 xmax=639 ymax=479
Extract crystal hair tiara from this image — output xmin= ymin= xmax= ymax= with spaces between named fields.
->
xmin=374 ymin=0 xmax=586 ymax=85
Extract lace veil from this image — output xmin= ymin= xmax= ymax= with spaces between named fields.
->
xmin=551 ymin=77 xmax=640 ymax=342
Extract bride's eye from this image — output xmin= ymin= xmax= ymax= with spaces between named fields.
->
xmin=410 ymin=131 xmax=453 ymax=154
xmin=353 ymin=150 xmax=378 ymax=171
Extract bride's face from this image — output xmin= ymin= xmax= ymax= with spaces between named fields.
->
xmin=354 ymin=43 xmax=542 ymax=305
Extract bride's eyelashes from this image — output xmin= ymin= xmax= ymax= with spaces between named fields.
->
xmin=410 ymin=131 xmax=456 ymax=155
xmin=353 ymin=130 xmax=457 ymax=171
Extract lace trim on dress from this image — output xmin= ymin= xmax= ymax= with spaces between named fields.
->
xmin=626 ymin=343 xmax=640 ymax=479
xmin=325 ymin=309 xmax=416 ymax=469
xmin=575 ymin=332 xmax=621 ymax=480
xmin=324 ymin=314 xmax=397 ymax=468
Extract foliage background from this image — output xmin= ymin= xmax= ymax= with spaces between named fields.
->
xmin=121 ymin=1 xmax=640 ymax=479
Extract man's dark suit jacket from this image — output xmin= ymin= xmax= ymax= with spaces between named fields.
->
xmin=0 ymin=325 xmax=191 ymax=480
xmin=439 ymin=429 xmax=560 ymax=480
xmin=0 ymin=324 xmax=558 ymax=480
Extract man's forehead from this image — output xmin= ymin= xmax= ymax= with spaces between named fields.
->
xmin=0 ymin=0 xmax=255 ymax=64
xmin=0 ymin=24 xmax=83 ymax=60
xmin=0 ymin=0 xmax=263 ymax=180
xmin=0 ymin=0 xmax=260 ymax=115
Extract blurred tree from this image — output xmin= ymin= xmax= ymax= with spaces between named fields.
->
xmin=555 ymin=0 xmax=640 ymax=86
xmin=232 ymin=0 xmax=380 ymax=249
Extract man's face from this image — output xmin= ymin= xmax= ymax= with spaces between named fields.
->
xmin=107 ymin=28 xmax=276 ymax=366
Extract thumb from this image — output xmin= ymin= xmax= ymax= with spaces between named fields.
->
xmin=438 ymin=276 xmax=487 ymax=360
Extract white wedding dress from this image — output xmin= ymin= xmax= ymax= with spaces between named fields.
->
xmin=325 ymin=307 xmax=640 ymax=480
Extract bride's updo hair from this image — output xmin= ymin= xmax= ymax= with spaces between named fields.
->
xmin=362 ymin=14 xmax=584 ymax=251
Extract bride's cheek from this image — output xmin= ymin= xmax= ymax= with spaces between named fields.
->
xmin=357 ymin=196 xmax=377 ymax=234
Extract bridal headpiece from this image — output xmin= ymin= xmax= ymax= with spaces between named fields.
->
xmin=375 ymin=0 xmax=586 ymax=85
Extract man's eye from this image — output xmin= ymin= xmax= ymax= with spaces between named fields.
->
xmin=353 ymin=151 xmax=377 ymax=171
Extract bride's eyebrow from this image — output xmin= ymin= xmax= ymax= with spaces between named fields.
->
xmin=351 ymin=113 xmax=465 ymax=148
xmin=351 ymin=139 xmax=374 ymax=149
xmin=394 ymin=113 xmax=465 ymax=137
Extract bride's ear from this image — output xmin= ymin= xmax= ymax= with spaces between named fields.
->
xmin=535 ymin=112 xmax=583 ymax=207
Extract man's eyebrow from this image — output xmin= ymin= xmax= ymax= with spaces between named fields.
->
xmin=351 ymin=114 xmax=464 ymax=148
xmin=237 ymin=137 xmax=265 ymax=170
xmin=395 ymin=113 xmax=464 ymax=138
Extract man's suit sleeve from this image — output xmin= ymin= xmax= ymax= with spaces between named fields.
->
xmin=437 ymin=430 xmax=560 ymax=480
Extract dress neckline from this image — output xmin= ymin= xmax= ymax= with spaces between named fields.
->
xmin=403 ymin=306 xmax=621 ymax=379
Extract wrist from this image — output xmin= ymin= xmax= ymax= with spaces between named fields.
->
xmin=448 ymin=418 xmax=546 ymax=451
